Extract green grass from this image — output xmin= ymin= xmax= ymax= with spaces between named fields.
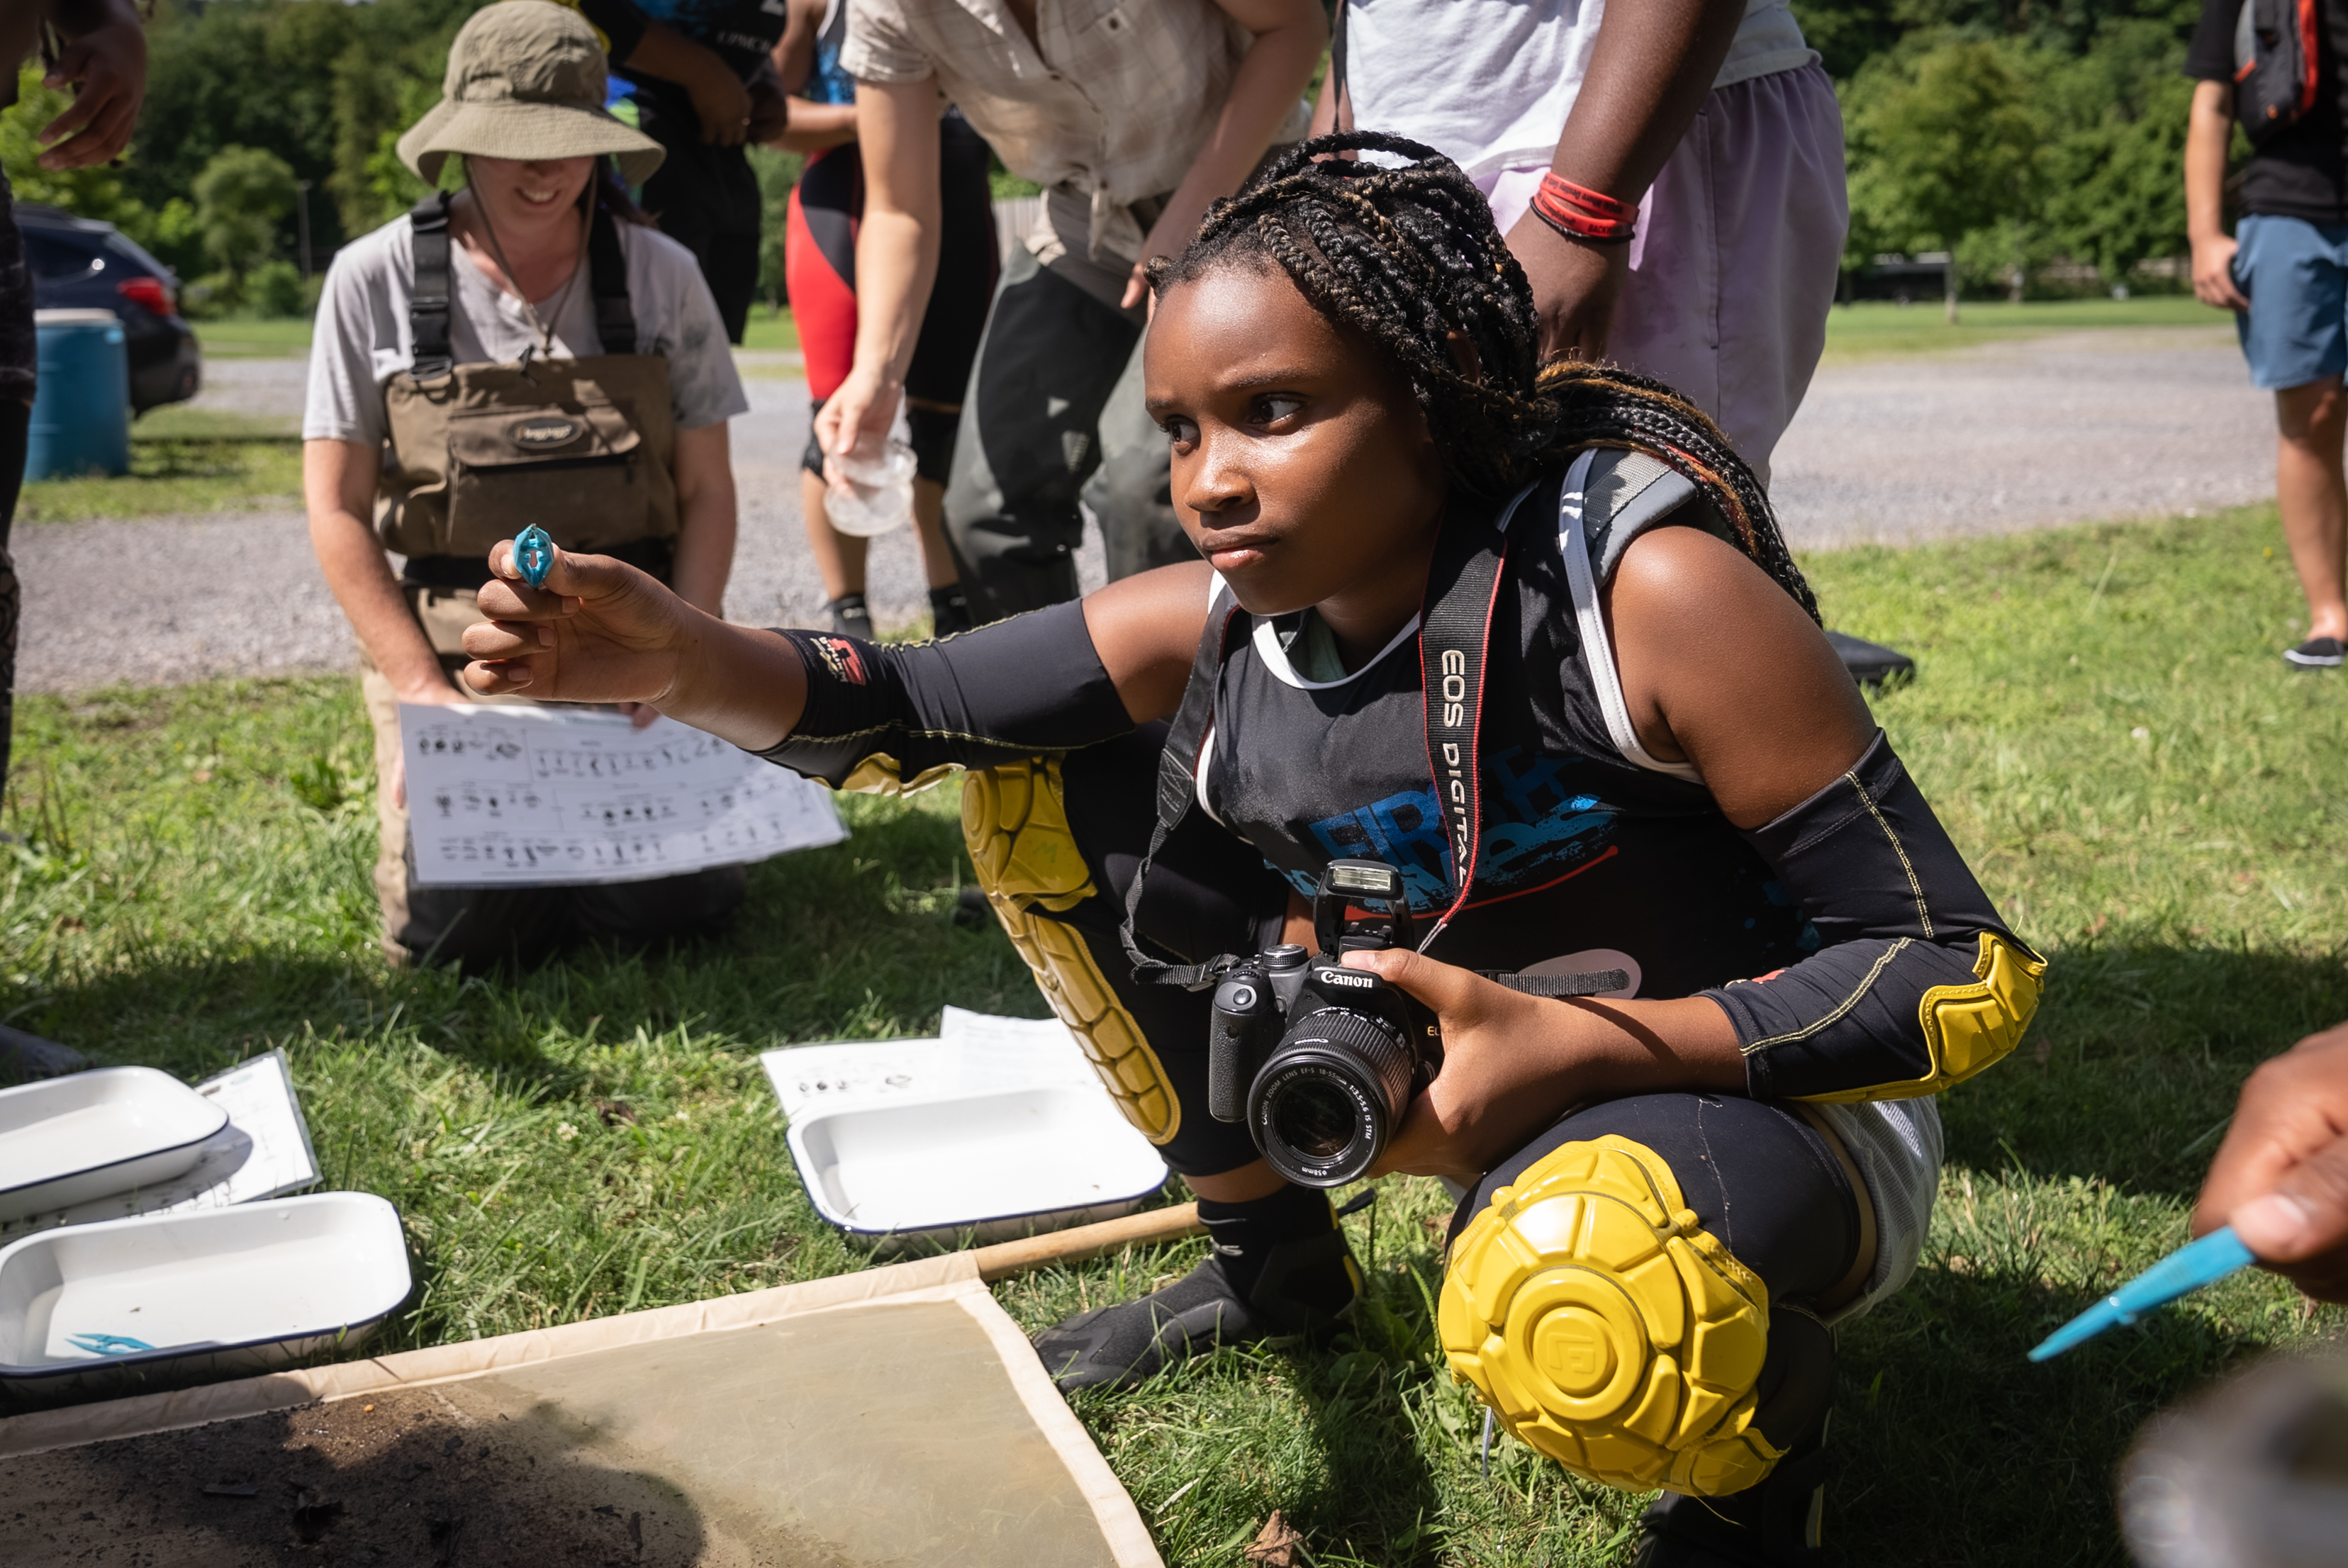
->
xmin=737 ymin=307 xmax=800 ymax=356
xmin=1 ymin=504 xmax=2342 ymax=1564
xmin=192 ymin=318 xmax=315 ymax=359
xmin=16 ymin=409 xmax=301 ymax=522
xmin=1821 ymin=295 xmax=2228 ymax=362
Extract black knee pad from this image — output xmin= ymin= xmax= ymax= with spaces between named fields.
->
xmin=906 ymin=403 xmax=960 ymax=487
xmin=802 ymin=400 xmax=827 ymax=479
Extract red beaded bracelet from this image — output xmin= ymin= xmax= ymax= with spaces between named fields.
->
xmin=1531 ymin=172 xmax=1636 ymax=243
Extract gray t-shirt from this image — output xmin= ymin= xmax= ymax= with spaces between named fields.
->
xmin=303 ymin=209 xmax=749 ymax=448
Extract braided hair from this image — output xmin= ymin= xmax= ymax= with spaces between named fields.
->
xmin=1147 ymin=132 xmax=1818 ymax=622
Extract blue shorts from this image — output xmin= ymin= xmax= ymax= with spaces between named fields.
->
xmin=2235 ymin=213 xmax=2348 ymax=391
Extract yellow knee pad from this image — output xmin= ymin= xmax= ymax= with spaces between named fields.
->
xmin=961 ymin=758 xmax=1180 ymax=1145
xmin=1438 ymin=1136 xmax=1784 ymax=1496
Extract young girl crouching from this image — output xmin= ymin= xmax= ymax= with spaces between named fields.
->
xmin=457 ymin=135 xmax=2044 ymax=1567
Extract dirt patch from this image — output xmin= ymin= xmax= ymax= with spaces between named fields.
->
xmin=3 ymin=1386 xmax=710 ymax=1567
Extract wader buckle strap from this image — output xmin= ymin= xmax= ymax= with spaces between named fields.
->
xmin=407 ymin=192 xmax=455 ymax=383
xmin=587 ymin=202 xmax=637 ymax=355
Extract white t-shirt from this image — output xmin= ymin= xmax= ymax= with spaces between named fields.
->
xmin=1344 ymin=0 xmax=1816 ymax=180
xmin=303 ymin=209 xmax=749 ymax=450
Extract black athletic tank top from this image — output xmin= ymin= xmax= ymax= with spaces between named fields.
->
xmin=1194 ymin=461 xmax=1818 ymax=1001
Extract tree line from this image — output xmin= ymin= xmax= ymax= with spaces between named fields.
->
xmin=1805 ymin=0 xmax=2204 ymax=293
xmin=0 ymin=0 xmax=2216 ymax=312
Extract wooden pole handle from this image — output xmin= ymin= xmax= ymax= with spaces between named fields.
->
xmin=973 ymin=1202 xmax=1204 ymax=1282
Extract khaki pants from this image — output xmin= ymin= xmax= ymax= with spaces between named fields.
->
xmin=360 ymin=593 xmax=746 ymax=969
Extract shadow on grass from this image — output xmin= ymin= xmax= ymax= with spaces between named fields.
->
xmin=1947 ymin=939 xmax=2348 ymax=1200
xmin=1830 ymin=1259 xmax=2269 ymax=1568
xmin=9 ymin=799 xmax=1035 ymax=1082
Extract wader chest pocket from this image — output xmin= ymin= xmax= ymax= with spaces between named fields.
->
xmin=445 ymin=401 xmax=652 ymax=549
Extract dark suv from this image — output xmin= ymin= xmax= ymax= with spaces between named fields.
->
xmin=15 ymin=203 xmax=201 ymax=414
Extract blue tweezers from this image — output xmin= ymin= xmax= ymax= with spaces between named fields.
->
xmin=2028 ymin=1224 xmax=2256 ymax=1362
xmin=67 ymin=1332 xmax=157 ymax=1357
xmin=514 ymin=524 xmax=555 ymax=588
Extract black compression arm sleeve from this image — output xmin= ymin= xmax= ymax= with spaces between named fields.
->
xmin=576 ymin=0 xmax=651 ymax=63
xmin=751 ymin=600 xmax=1138 ymax=791
xmin=1701 ymin=730 xmax=2047 ymax=1102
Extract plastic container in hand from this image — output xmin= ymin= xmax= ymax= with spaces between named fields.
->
xmin=822 ymin=437 xmax=917 ymax=537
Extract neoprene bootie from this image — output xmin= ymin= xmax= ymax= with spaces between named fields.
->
xmin=827 ymin=593 xmax=874 ymax=639
xmin=1031 ymin=1186 xmax=1360 ymax=1391
xmin=1630 ymin=1426 xmax=1828 ymax=1568
xmin=1631 ymin=1310 xmax=1838 ymax=1568
xmin=929 ymin=585 xmax=973 ymax=637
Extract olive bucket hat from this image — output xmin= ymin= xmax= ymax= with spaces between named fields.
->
xmin=396 ymin=1 xmax=664 ymax=186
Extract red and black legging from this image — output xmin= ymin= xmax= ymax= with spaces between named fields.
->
xmin=786 ymin=108 xmax=997 ymax=484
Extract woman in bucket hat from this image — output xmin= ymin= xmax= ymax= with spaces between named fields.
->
xmin=303 ymin=0 xmax=753 ymax=970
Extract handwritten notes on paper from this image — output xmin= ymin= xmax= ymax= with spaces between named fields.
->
xmin=399 ymin=704 xmax=846 ymax=886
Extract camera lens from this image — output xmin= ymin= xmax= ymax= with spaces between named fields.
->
xmin=1247 ymin=1007 xmax=1418 ymax=1187
xmin=1270 ymin=1077 xmax=1359 ymax=1160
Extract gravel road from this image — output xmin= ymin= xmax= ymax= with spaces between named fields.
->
xmin=11 ymin=327 xmax=2278 ymax=693
xmin=1770 ymin=326 xmax=2274 ymax=548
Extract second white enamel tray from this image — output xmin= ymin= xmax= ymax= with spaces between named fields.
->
xmin=0 ymin=1192 xmax=413 ymax=1388
xmin=0 ymin=1068 xmax=230 ymax=1222
xmin=788 ymin=1085 xmax=1168 ymax=1250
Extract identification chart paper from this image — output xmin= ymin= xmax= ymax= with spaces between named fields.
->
xmin=400 ymin=704 xmax=846 ymax=887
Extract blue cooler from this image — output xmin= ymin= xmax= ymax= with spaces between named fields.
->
xmin=27 ymin=309 xmax=130 ymax=481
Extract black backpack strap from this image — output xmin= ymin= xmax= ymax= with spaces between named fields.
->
xmin=1119 ymin=591 xmax=1253 ymax=990
xmin=587 ymin=199 xmax=637 ymax=355
xmin=1413 ymin=479 xmax=1538 ymax=950
xmin=408 ymin=192 xmax=454 ymax=382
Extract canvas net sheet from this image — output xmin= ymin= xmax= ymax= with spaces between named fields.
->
xmin=0 ymin=1251 xmax=1158 ymax=1567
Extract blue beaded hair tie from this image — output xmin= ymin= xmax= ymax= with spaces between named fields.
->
xmin=513 ymin=525 xmax=554 ymax=588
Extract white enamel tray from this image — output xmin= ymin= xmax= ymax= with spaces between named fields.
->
xmin=0 ymin=1192 xmax=412 ymax=1389
xmin=787 ymin=1085 xmax=1168 ymax=1250
xmin=0 ymin=1067 xmax=230 ymax=1222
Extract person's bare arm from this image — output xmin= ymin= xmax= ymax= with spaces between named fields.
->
xmin=624 ymin=21 xmax=753 ymax=145
xmin=811 ymin=77 xmax=941 ymax=461
xmin=667 ymin=421 xmax=735 ymax=617
xmin=772 ymin=0 xmax=823 ymax=93
xmin=1607 ymin=524 xmax=1877 ymax=824
xmin=2188 ymin=77 xmax=2249 ymax=311
xmin=1358 ymin=525 xmax=1876 ymax=1182
xmin=305 ymin=440 xmax=454 ymax=704
xmin=1506 ymin=0 xmax=1744 ymax=362
xmin=773 ymin=96 xmax=856 ymax=152
xmin=2193 ymin=1022 xmax=2348 ymax=1303
xmin=1126 ymin=0 xmax=1327 ymax=308
xmin=306 ymin=439 xmax=459 ymax=805
xmin=35 ymin=0 xmax=147 ymax=172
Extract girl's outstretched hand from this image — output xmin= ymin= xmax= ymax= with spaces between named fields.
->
xmin=460 ymin=542 xmax=697 ymax=707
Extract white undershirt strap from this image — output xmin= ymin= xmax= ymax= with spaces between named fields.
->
xmin=1559 ymin=450 xmax=1704 ymax=785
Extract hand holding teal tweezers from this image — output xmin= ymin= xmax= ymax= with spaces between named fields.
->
xmin=2028 ymin=1225 xmax=2257 ymax=1361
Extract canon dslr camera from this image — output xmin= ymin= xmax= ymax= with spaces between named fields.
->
xmin=1207 ymin=860 xmax=1439 ymax=1187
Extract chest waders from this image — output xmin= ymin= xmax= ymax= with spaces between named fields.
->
xmin=378 ymin=191 xmax=681 ymax=671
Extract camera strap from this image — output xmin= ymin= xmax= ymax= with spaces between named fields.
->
xmin=1119 ymin=480 xmax=1543 ymax=990
xmin=1413 ymin=479 xmax=1538 ymax=952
